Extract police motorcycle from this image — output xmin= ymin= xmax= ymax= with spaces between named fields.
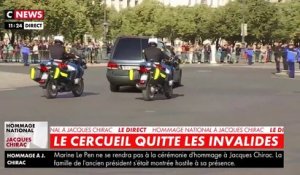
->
xmin=129 ymin=58 xmax=177 ymax=101
xmin=30 ymin=53 xmax=87 ymax=99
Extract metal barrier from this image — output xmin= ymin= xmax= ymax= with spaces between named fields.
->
xmin=0 ymin=48 xmax=109 ymax=64
xmin=81 ymin=48 xmax=109 ymax=63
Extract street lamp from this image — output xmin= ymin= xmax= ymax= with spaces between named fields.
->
xmin=241 ymin=0 xmax=247 ymax=44
xmin=102 ymin=0 xmax=109 ymax=60
xmin=103 ymin=21 xmax=109 ymax=43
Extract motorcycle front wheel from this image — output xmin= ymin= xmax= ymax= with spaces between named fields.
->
xmin=44 ymin=80 xmax=58 ymax=99
xmin=142 ymin=84 xmax=155 ymax=101
xmin=72 ymin=79 xmax=84 ymax=97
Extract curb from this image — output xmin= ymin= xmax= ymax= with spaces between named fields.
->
xmin=0 ymin=63 xmax=108 ymax=67
xmin=1 ymin=62 xmax=299 ymax=70
xmin=274 ymin=72 xmax=300 ymax=78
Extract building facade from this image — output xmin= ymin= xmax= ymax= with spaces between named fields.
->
xmin=106 ymin=0 xmax=288 ymax=11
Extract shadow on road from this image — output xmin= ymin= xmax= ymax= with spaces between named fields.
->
xmin=118 ymin=86 xmax=141 ymax=93
xmin=135 ymin=93 xmax=184 ymax=101
xmin=117 ymin=84 xmax=184 ymax=93
xmin=41 ymin=92 xmax=100 ymax=99
xmin=173 ymin=84 xmax=184 ymax=89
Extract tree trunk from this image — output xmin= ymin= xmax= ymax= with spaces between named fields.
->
xmin=215 ymin=38 xmax=220 ymax=50
xmin=80 ymin=35 xmax=84 ymax=44
xmin=72 ymin=35 xmax=76 ymax=43
xmin=29 ymin=32 xmax=32 ymax=42
xmin=11 ymin=30 xmax=16 ymax=44
xmin=0 ymin=31 xmax=4 ymax=40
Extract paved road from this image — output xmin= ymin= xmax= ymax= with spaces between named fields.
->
xmin=0 ymin=64 xmax=299 ymax=174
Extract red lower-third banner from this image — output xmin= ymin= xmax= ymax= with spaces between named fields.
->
xmin=50 ymin=134 xmax=284 ymax=149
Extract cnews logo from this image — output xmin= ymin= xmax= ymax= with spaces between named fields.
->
xmin=4 ymin=10 xmax=44 ymax=20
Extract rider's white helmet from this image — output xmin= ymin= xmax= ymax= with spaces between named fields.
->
xmin=148 ymin=38 xmax=158 ymax=45
xmin=54 ymin=36 xmax=64 ymax=43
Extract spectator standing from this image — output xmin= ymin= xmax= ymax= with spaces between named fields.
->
xmin=39 ymin=41 xmax=48 ymax=60
xmin=174 ymin=44 xmax=181 ymax=56
xmin=21 ymin=43 xmax=30 ymax=66
xmin=227 ymin=44 xmax=234 ymax=64
xmin=266 ymin=44 xmax=273 ymax=63
xmin=287 ymin=43 xmax=297 ymax=78
xmin=13 ymin=42 xmax=21 ymax=62
xmin=254 ymin=44 xmax=261 ymax=63
xmin=194 ymin=43 xmax=202 ymax=64
xmin=32 ymin=42 xmax=39 ymax=63
xmin=204 ymin=44 xmax=211 ymax=63
xmin=260 ymin=45 xmax=267 ymax=63
xmin=2 ymin=42 xmax=9 ymax=62
xmin=0 ymin=41 xmax=3 ymax=61
xmin=220 ymin=44 xmax=228 ymax=63
xmin=107 ymin=43 xmax=112 ymax=59
xmin=235 ymin=44 xmax=242 ymax=63
xmin=282 ymin=43 xmax=289 ymax=70
xmin=296 ymin=45 xmax=300 ymax=69
xmin=87 ymin=42 xmax=94 ymax=63
xmin=246 ymin=45 xmax=254 ymax=65
xmin=188 ymin=43 xmax=194 ymax=64
xmin=8 ymin=43 xmax=14 ymax=62
xmin=95 ymin=43 xmax=100 ymax=62
xmin=181 ymin=42 xmax=189 ymax=64
xmin=273 ymin=42 xmax=282 ymax=73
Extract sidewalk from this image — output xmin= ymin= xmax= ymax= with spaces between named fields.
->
xmin=274 ymin=70 xmax=300 ymax=77
xmin=0 ymin=61 xmax=299 ymax=73
xmin=0 ymin=72 xmax=36 ymax=91
xmin=0 ymin=62 xmax=108 ymax=67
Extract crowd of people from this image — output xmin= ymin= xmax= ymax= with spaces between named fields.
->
xmin=171 ymin=42 xmax=294 ymax=64
xmin=0 ymin=40 xmax=109 ymax=65
xmin=171 ymin=41 xmax=300 ymax=72
xmin=1 ymin=39 xmax=300 ymax=75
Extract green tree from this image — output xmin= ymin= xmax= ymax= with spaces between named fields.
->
xmin=273 ymin=1 xmax=300 ymax=43
xmin=132 ymin=0 xmax=163 ymax=36
xmin=154 ymin=6 xmax=179 ymax=42
xmin=109 ymin=0 xmax=164 ymax=38
xmin=208 ymin=2 xmax=243 ymax=44
xmin=193 ymin=5 xmax=214 ymax=42
xmin=243 ymin=0 xmax=280 ymax=44
xmin=44 ymin=0 xmax=92 ymax=42
xmin=0 ymin=0 xmax=5 ymax=40
xmin=81 ymin=0 xmax=105 ymax=40
xmin=108 ymin=8 xmax=124 ymax=40
xmin=174 ymin=6 xmax=197 ymax=42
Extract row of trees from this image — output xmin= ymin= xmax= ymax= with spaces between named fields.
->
xmin=0 ymin=0 xmax=106 ymax=43
xmin=109 ymin=0 xmax=300 ymax=44
xmin=1 ymin=0 xmax=300 ymax=44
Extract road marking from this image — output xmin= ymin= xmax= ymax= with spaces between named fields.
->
xmin=0 ymin=71 xmax=36 ymax=89
xmin=0 ymin=88 xmax=16 ymax=92
xmin=197 ymin=70 xmax=212 ymax=73
xmin=145 ymin=110 xmax=156 ymax=113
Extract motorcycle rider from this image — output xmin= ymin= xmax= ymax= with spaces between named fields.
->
xmin=49 ymin=36 xmax=79 ymax=83
xmin=143 ymin=38 xmax=173 ymax=86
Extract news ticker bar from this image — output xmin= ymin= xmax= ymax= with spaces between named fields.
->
xmin=4 ymin=22 xmax=44 ymax=30
xmin=5 ymin=151 xmax=284 ymax=168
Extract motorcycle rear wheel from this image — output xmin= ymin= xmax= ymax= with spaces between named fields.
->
xmin=72 ymin=79 xmax=84 ymax=97
xmin=164 ymin=82 xmax=173 ymax=99
xmin=44 ymin=80 xmax=58 ymax=99
xmin=142 ymin=84 xmax=155 ymax=101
